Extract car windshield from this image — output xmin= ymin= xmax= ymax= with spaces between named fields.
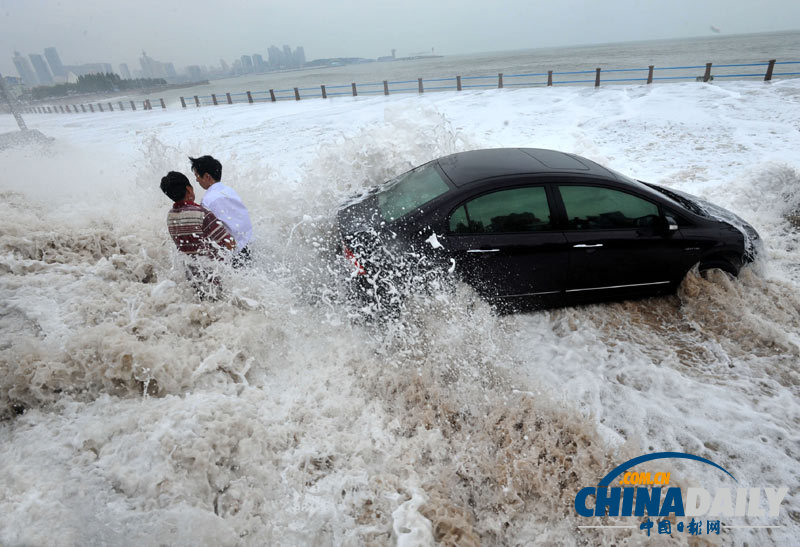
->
xmin=642 ymin=183 xmax=711 ymax=217
xmin=608 ymin=167 xmax=711 ymax=218
xmin=377 ymin=163 xmax=450 ymax=222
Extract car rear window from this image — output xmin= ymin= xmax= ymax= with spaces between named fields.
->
xmin=450 ymin=186 xmax=552 ymax=233
xmin=377 ymin=163 xmax=450 ymax=222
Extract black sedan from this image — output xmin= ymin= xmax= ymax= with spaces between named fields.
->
xmin=337 ymin=148 xmax=761 ymax=310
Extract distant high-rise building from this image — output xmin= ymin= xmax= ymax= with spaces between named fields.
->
xmin=12 ymin=51 xmax=38 ymax=86
xmin=119 ymin=63 xmax=131 ymax=79
xmin=186 ymin=65 xmax=204 ymax=81
xmin=282 ymin=45 xmax=293 ymax=67
xmin=140 ymin=51 xmax=159 ymax=78
xmin=29 ymin=54 xmax=53 ymax=84
xmin=240 ymin=55 xmax=253 ymax=73
xmin=219 ymin=59 xmax=229 ymax=73
xmin=252 ymin=53 xmax=265 ymax=71
xmin=267 ymin=45 xmax=282 ymax=68
xmin=293 ymin=46 xmax=305 ymax=67
xmin=139 ymin=51 xmax=174 ymax=79
xmin=44 ymin=47 xmax=66 ymax=77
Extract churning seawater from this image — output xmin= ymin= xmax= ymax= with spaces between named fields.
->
xmin=1 ymin=76 xmax=799 ymax=545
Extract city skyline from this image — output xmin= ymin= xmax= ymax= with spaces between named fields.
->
xmin=4 ymin=43 xmax=309 ymax=88
xmin=1 ymin=0 xmax=799 ymax=77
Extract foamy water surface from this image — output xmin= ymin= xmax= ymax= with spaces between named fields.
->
xmin=1 ymin=80 xmax=799 ymax=545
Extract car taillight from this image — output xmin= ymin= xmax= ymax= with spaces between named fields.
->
xmin=343 ymin=244 xmax=366 ymax=275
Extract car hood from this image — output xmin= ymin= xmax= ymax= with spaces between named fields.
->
xmin=663 ymin=186 xmax=762 ymax=259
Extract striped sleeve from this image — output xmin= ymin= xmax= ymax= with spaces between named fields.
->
xmin=202 ymin=211 xmax=236 ymax=253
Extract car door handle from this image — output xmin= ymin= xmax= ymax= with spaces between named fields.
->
xmin=573 ymin=243 xmax=603 ymax=248
xmin=466 ymin=248 xmax=500 ymax=253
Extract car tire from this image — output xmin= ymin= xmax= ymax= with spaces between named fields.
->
xmin=698 ymin=259 xmax=738 ymax=279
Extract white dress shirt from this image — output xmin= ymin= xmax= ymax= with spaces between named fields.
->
xmin=201 ymin=182 xmax=253 ymax=252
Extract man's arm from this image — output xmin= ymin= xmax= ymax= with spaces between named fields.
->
xmin=204 ymin=194 xmax=250 ymax=236
xmin=202 ymin=212 xmax=236 ymax=255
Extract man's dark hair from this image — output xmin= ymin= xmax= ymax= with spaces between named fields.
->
xmin=189 ymin=155 xmax=222 ymax=181
xmin=160 ymin=171 xmax=192 ymax=202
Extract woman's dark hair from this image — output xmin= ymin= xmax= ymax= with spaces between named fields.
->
xmin=160 ymin=171 xmax=192 ymax=202
xmin=189 ymin=155 xmax=222 ymax=181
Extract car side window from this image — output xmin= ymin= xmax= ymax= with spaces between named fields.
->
xmin=559 ymin=185 xmax=659 ymax=230
xmin=449 ymin=186 xmax=552 ymax=233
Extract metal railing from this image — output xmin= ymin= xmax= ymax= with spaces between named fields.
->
xmin=19 ymin=59 xmax=800 ymax=114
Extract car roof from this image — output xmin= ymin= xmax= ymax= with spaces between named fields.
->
xmin=436 ymin=148 xmax=616 ymax=187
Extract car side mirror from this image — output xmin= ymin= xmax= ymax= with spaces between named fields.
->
xmin=658 ymin=215 xmax=679 ymax=235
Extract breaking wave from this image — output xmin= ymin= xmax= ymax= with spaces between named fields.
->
xmin=1 ymin=96 xmax=799 ymax=545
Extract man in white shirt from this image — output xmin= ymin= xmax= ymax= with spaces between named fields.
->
xmin=190 ymin=155 xmax=254 ymax=267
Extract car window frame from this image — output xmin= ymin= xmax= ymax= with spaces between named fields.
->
xmin=445 ymin=179 xmax=561 ymax=235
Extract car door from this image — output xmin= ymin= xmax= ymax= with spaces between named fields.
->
xmin=442 ymin=184 xmax=569 ymax=303
xmin=555 ymin=184 xmax=689 ymax=301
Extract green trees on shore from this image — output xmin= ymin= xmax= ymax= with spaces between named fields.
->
xmin=31 ymin=73 xmax=167 ymax=99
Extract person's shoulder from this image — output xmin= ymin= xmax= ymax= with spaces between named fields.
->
xmin=171 ymin=202 xmax=204 ymax=212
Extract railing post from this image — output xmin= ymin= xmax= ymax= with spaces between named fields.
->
xmin=98 ymin=103 xmax=104 ymax=112
xmin=248 ymin=91 xmax=255 ymax=104
xmin=765 ymin=59 xmax=776 ymax=81
xmin=352 ymin=82 xmax=357 ymax=96
xmin=146 ymin=99 xmax=152 ymax=110
xmin=418 ymin=78 xmax=423 ymax=93
xmin=457 ymin=75 xmax=462 ymax=91
xmin=547 ymin=70 xmax=553 ymax=86
xmin=226 ymin=92 xmax=232 ymax=104
xmin=595 ymin=68 xmax=601 ymax=87
xmin=108 ymin=102 xmax=113 ymax=111
xmin=131 ymin=100 xmax=136 ymax=111
xmin=180 ymin=96 xmax=186 ymax=108
xmin=74 ymin=104 xmax=79 ymax=113
xmin=194 ymin=95 xmax=200 ymax=107
xmin=321 ymin=84 xmax=327 ymax=98
xmin=498 ymin=73 xmax=503 ymax=88
xmin=383 ymin=80 xmax=389 ymax=95
xmin=703 ymin=62 xmax=712 ymax=82
xmin=81 ymin=104 xmax=87 ymax=112
xmin=268 ymin=90 xmax=275 ymax=102
xmin=160 ymin=98 xmax=166 ymax=109
xmin=294 ymin=87 xmax=300 ymax=100
xmin=647 ymin=65 xmax=654 ymax=84
xmin=59 ymin=105 xmax=65 ymax=113
xmin=211 ymin=93 xmax=218 ymax=105
xmin=89 ymin=104 xmax=94 ymax=112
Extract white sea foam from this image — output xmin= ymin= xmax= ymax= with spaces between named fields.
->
xmin=1 ymin=80 xmax=799 ymax=545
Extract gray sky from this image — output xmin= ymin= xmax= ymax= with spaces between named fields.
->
xmin=1 ymin=0 xmax=798 ymax=76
